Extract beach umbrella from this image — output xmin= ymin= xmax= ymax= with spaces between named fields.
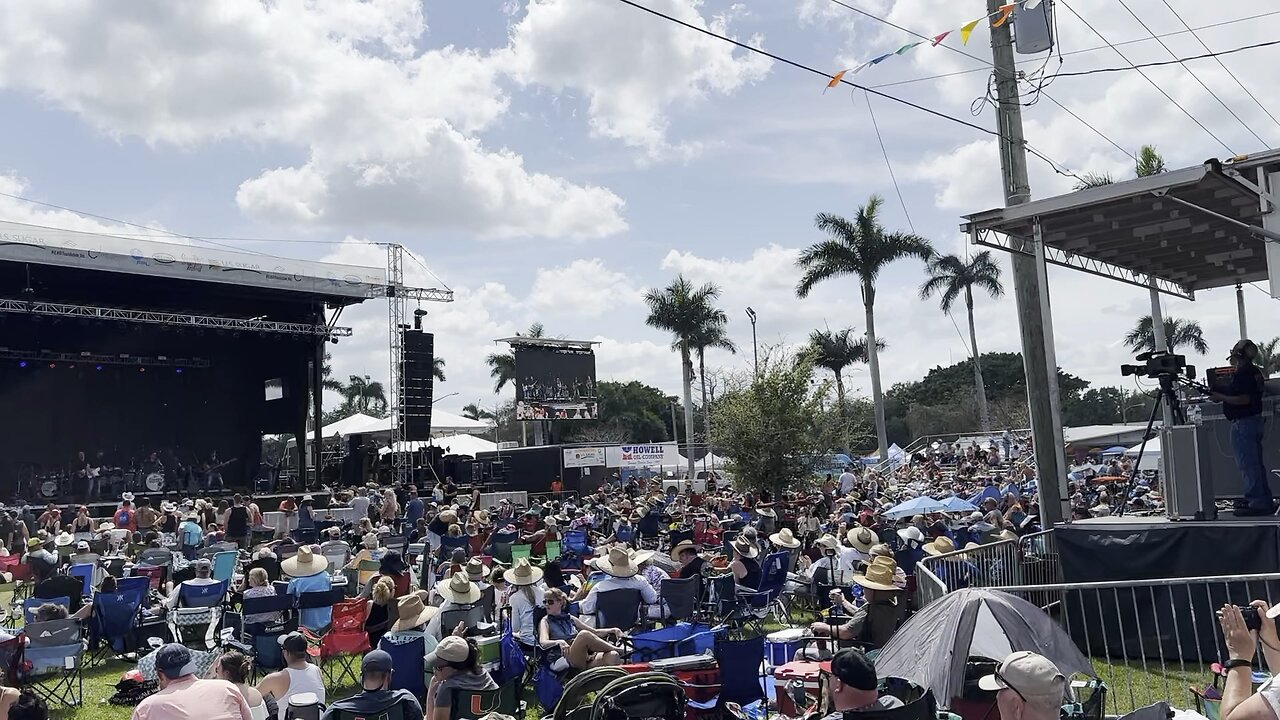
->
xmin=940 ymin=496 xmax=978 ymax=513
xmin=883 ymin=496 xmax=948 ymax=519
xmin=967 ymin=486 xmax=1001 ymax=505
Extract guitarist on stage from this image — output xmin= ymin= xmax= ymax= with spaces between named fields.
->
xmin=202 ymin=451 xmax=228 ymax=492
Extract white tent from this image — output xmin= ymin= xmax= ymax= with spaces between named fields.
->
xmin=1123 ymin=437 xmax=1161 ymax=471
xmin=320 ymin=413 xmax=384 ymax=437
xmin=318 ymin=410 xmax=488 ymax=438
xmin=379 ymin=433 xmax=498 ymax=457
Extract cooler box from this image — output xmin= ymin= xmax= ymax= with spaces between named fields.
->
xmin=773 ymin=660 xmax=828 ymax=718
xmin=475 ymin=634 xmax=501 ymax=666
xmin=621 ymin=661 xmax=651 ymax=674
xmin=764 ymin=628 xmax=805 ymax=668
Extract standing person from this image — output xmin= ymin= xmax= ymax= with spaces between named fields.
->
xmin=226 ymin=495 xmax=251 ymax=550
xmin=212 ymin=650 xmax=269 ymax=720
xmin=132 ymin=644 xmax=253 ymax=720
xmin=135 ymin=499 xmax=159 ymax=535
xmin=1211 ymin=339 xmax=1274 ymax=516
xmin=838 ymin=466 xmax=857 ymax=497
xmin=405 ymin=488 xmax=425 ymax=529
xmin=256 ymin=633 xmax=324 ymax=720
xmin=379 ymin=490 xmax=399 ymax=528
xmin=114 ymin=496 xmax=137 ymax=533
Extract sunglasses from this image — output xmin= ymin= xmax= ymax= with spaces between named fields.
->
xmin=995 ymin=672 xmax=1028 ymax=703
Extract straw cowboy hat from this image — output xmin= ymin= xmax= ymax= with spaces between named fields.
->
xmin=729 ymin=536 xmax=759 ymax=559
xmin=669 ymin=540 xmax=700 ymax=562
xmin=504 ymin=558 xmax=544 ymax=586
xmin=814 ymin=534 xmax=839 ymax=551
xmin=846 ymin=527 xmax=879 ymax=553
xmin=282 ymin=546 xmax=329 ymax=578
xmin=465 ymin=558 xmax=487 ymax=583
xmin=97 ymin=521 xmax=115 ymax=533
xmin=630 ymin=549 xmax=655 ymax=566
xmin=854 ymin=559 xmax=899 ymax=592
xmin=769 ymin=528 xmax=801 ymax=549
xmin=439 ymin=571 xmax=482 ymax=604
xmin=438 ymin=510 xmax=459 ymax=525
xmin=391 ymin=592 xmax=439 ymax=633
xmin=756 ymin=506 xmax=776 ymax=519
xmin=922 ymin=536 xmax=958 ymax=557
xmin=596 ymin=546 xmax=641 ymax=578
xmin=54 ymin=532 xmax=74 ymax=548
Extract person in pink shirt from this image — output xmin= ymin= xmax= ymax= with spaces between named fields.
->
xmin=132 ymin=644 xmax=252 ymax=720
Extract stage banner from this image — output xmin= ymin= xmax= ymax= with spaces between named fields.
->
xmin=563 ymin=447 xmax=606 ymax=468
xmin=606 ymin=443 xmax=680 ymax=469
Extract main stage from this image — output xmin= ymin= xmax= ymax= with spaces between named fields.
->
xmin=0 ymin=220 xmax=386 ymax=502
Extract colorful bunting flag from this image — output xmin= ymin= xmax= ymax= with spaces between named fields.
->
xmin=825 ymin=69 xmax=848 ymax=93
xmin=895 ymin=42 xmax=923 ymax=55
xmin=869 ymin=53 xmax=892 ymax=65
xmin=931 ymin=31 xmax=951 ymax=46
xmin=992 ymin=4 xmax=1016 ymax=28
xmin=959 ymin=18 xmax=981 ymax=45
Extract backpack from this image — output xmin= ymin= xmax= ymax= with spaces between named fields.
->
xmin=589 ymin=672 xmax=685 ymax=720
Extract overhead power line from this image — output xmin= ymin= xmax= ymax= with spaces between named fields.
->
xmin=1049 ymin=38 xmax=1280 ymax=78
xmin=611 ymin=0 xmax=1083 ymax=180
xmin=1159 ymin=0 xmax=1280 ymax=137
xmin=861 ymin=90 xmax=914 ymax=232
xmin=1057 ymin=0 xmax=1235 ymax=155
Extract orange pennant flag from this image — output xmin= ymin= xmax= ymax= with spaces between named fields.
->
xmin=931 ymin=30 xmax=951 ymax=46
xmin=959 ymin=18 xmax=981 ymax=44
xmin=825 ymin=69 xmax=848 ymax=92
xmin=992 ymin=4 xmax=1015 ymax=27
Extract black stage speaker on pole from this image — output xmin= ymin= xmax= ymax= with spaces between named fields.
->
xmin=401 ymin=330 xmax=435 ymax=441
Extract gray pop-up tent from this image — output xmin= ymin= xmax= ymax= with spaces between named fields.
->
xmin=875 ymin=588 xmax=1094 ymax=703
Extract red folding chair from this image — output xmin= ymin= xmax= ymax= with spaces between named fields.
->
xmin=132 ymin=565 xmax=164 ymax=591
xmin=302 ymin=598 xmax=370 ymax=687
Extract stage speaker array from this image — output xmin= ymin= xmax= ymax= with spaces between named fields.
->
xmin=401 ymin=329 xmax=435 ymax=441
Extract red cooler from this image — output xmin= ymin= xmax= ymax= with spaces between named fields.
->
xmin=772 ymin=660 xmax=829 ymax=717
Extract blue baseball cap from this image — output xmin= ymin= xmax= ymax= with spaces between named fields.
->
xmin=154 ymin=643 xmax=196 ymax=678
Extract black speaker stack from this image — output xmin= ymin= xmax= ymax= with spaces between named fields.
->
xmin=401 ymin=330 xmax=435 ymax=441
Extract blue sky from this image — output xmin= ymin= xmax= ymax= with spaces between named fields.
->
xmin=0 ymin=0 xmax=1276 ymax=416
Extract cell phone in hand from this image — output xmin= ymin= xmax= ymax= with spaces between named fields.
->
xmin=1240 ymin=606 xmax=1263 ymax=632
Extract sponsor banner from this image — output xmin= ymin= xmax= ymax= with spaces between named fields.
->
xmin=563 ymin=447 xmax=605 ymax=468
xmin=606 ymin=443 xmax=681 ymax=468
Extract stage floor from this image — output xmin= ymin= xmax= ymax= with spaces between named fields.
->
xmin=1069 ymin=512 xmax=1280 ymax=527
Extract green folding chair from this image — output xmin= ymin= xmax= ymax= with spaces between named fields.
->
xmin=511 ymin=544 xmax=532 ymax=562
xmin=544 ymin=541 xmax=561 ymax=562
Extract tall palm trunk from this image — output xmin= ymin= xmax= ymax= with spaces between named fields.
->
xmin=834 ymin=371 xmax=849 ymax=452
xmin=699 ymin=349 xmax=711 ymax=471
xmin=965 ymin=287 xmax=991 ymax=430
xmin=862 ymin=279 xmax=889 ymax=462
xmin=680 ymin=341 xmax=697 ymax=480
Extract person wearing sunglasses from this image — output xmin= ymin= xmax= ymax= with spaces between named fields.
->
xmin=820 ymin=647 xmax=903 ymax=717
xmin=978 ymin=651 xmax=1067 ymax=720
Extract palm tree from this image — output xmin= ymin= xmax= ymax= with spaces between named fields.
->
xmin=1123 ymin=315 xmax=1209 ymax=355
xmin=1257 ymin=337 xmax=1280 ymax=376
xmin=688 ymin=316 xmax=736 ymax=462
xmin=807 ymin=327 xmax=881 ymax=450
xmin=462 ymin=402 xmax=495 ymax=421
xmin=919 ymin=251 xmax=1005 ymax=431
xmin=485 ymin=322 xmax=545 ymax=393
xmin=341 ymin=374 xmax=387 ymax=415
xmin=796 ymin=195 xmax=933 ymax=462
xmin=321 ymin=351 xmax=344 ymax=393
xmin=645 ymin=275 xmax=724 ymax=480
xmin=433 ymin=357 xmax=446 ymax=382
xmin=1074 ymin=144 xmax=1166 ymax=190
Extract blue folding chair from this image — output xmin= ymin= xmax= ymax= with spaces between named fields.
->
xmin=116 ymin=576 xmax=151 ymax=601
xmin=68 ymin=564 xmax=95 ymax=598
xmin=737 ymin=551 xmax=792 ymax=626
xmin=171 ymin=580 xmax=228 ymax=649
xmin=90 ymin=588 xmax=145 ymax=663
xmin=690 ymin=635 xmax=765 ymax=711
xmin=560 ymin=529 xmax=591 ymax=571
xmin=378 ymin=634 xmax=426 ymax=700
xmin=212 ymin=551 xmax=237 ymax=583
xmin=23 ymin=596 xmax=70 ymax=624
xmin=22 ymin=618 xmax=84 ymax=707
xmin=178 ymin=580 xmax=228 ymax=608
xmin=438 ymin=534 xmax=470 ymax=560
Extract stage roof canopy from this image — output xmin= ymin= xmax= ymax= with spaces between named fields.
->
xmin=961 ymin=152 xmax=1280 ymax=299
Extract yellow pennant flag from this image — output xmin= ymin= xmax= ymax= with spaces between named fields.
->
xmin=992 ymin=4 xmax=1016 ymax=27
xmin=825 ymin=69 xmax=848 ymax=93
xmin=959 ymin=18 xmax=981 ymax=44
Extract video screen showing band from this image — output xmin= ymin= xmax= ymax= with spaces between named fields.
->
xmin=513 ymin=346 xmax=597 ymax=421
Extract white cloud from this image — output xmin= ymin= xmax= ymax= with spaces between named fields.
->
xmin=529 ymin=259 xmax=642 ymax=317
xmin=506 ymin=0 xmax=773 ymax=158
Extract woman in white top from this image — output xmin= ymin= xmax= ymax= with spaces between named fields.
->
xmin=257 ymin=633 xmax=325 ymax=720
xmin=503 ymin=559 xmax=545 ymax=644
xmin=213 ymin=649 xmax=269 ymax=720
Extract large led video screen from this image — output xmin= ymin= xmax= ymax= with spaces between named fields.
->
xmin=513 ymin=346 xmax=597 ymax=421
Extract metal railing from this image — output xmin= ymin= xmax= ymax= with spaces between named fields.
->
xmin=915 ymin=530 xmax=1060 ymax=603
xmin=991 ymin=572 xmax=1280 ymax=716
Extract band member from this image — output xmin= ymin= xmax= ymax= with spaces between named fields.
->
xmin=204 ymin=451 xmax=226 ymax=492
xmin=142 ymin=451 xmax=164 ymax=476
xmin=1211 ymin=339 xmax=1273 ymax=516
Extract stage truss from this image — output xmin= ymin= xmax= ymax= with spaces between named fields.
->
xmin=0 ymin=298 xmax=354 ymax=336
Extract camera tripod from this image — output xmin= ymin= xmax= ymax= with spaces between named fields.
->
xmin=1114 ymin=374 xmax=1186 ymax=518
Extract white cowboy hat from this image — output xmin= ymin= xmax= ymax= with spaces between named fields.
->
xmin=922 ymin=536 xmax=958 ymax=557
xmin=438 ymin=571 xmax=481 ymax=604
xmin=854 ymin=559 xmax=899 ymax=592
xmin=54 ymin=532 xmax=74 ymax=548
xmin=96 ymin=521 xmax=115 ymax=533
xmin=281 ymin=546 xmax=328 ymax=578
xmin=391 ymin=592 xmax=439 ymax=633
xmin=595 ymin=546 xmax=640 ymax=578
xmin=814 ymin=534 xmax=839 ymax=551
xmin=769 ymin=528 xmax=801 ymax=549
xmin=896 ymin=526 xmax=925 ymax=544
xmin=160 ymin=501 xmax=177 ymax=513
xmin=669 ymin=540 xmax=700 ymax=563
xmin=730 ymin=536 xmax=759 ymax=559
xmin=755 ymin=506 xmax=776 ymax=518
xmin=121 ymin=492 xmax=135 ymax=502
xmin=503 ymin=558 xmax=544 ymax=586
xmin=630 ymin=549 xmax=655 ymax=566
xmin=846 ymin=527 xmax=879 ymax=553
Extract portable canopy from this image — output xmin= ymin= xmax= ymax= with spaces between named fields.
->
xmin=883 ymin=496 xmax=948 ymax=520
xmin=875 ymin=588 xmax=1094 ymax=703
xmin=940 ymin=496 xmax=978 ymax=513
xmin=1124 ymin=437 xmax=1161 ymax=471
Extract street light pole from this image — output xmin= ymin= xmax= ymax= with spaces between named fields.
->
xmin=745 ymin=307 xmax=758 ymax=378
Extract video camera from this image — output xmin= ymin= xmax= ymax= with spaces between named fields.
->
xmin=1120 ymin=350 xmax=1196 ymax=382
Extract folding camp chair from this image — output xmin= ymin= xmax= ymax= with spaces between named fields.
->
xmin=241 ymin=594 xmax=298 ymax=678
xmin=297 ymin=588 xmax=344 ymax=632
xmin=511 ymin=544 xmax=532 ymax=562
xmin=320 ymin=543 xmax=351 ymax=574
xmin=357 ymin=560 xmax=380 ymax=588
xmin=23 ymin=595 xmax=69 ymax=624
xmin=302 ymin=597 xmax=369 ymax=686
xmin=439 ymin=604 xmax=486 ymax=636
xmin=593 ymin=589 xmax=642 ymax=632
xmin=680 ymin=634 xmax=765 ymax=713
xmin=246 ymin=556 xmax=283 ymax=583
xmin=327 ymin=700 xmax=410 ymax=720
xmin=0 ymin=635 xmax=23 ymax=687
xmin=22 ymin=618 xmax=85 ymax=706
xmin=544 ymin=540 xmax=561 ymax=562
xmin=449 ymin=680 xmax=523 ymax=720
xmin=169 ymin=580 xmax=228 ymax=649
xmin=212 ymin=550 xmax=238 ymax=582
xmin=378 ymin=634 xmax=426 ymax=700
xmin=736 ymin=551 xmax=792 ymax=627
xmin=490 ymin=542 xmax=514 ymax=565
xmin=440 ymin=534 xmax=471 ymax=560
xmin=560 ymin=530 xmax=591 ymax=571
xmin=383 ymin=535 xmax=408 ymax=557
xmin=89 ymin=586 xmax=145 ymax=664
xmin=68 ymin=564 xmax=95 ymax=598
xmin=132 ymin=564 xmax=165 ymax=591
xmin=660 ymin=575 xmax=702 ymax=622
xmin=136 ymin=547 xmax=173 ymax=568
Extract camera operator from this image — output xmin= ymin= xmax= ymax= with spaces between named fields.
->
xmin=1210 ymin=339 xmax=1273 ymax=516
xmin=1218 ymin=601 xmax=1280 ymax=720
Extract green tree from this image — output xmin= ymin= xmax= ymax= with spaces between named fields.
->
xmin=806 ymin=327 xmax=879 ymax=451
xmin=433 ymin=357 xmax=446 ymax=382
xmin=461 ymin=402 xmax=494 ymax=421
xmin=340 ymin=374 xmax=387 ymax=416
xmin=689 ymin=316 xmax=736 ymax=457
xmin=919 ymin=250 xmax=1004 ymax=431
xmin=321 ymin=351 xmax=345 ymax=393
xmin=1075 ymin=144 xmax=1165 ymax=190
xmin=645 ymin=275 xmax=724 ymax=479
xmin=711 ymin=352 xmax=831 ymax=494
xmin=485 ymin=322 xmax=545 ymax=393
xmin=1257 ymin=337 xmax=1280 ymax=376
xmin=1123 ymin=315 xmax=1209 ymax=355
xmin=796 ymin=195 xmax=933 ymax=462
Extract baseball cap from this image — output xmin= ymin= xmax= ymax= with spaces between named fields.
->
xmin=425 ymin=636 xmax=471 ymax=667
xmin=194 ymin=558 xmax=212 ymax=573
xmin=154 ymin=643 xmax=196 ymax=678
xmin=278 ymin=632 xmax=318 ymax=657
xmin=75 ymin=541 xmax=89 ymax=552
xmin=978 ymin=651 xmax=1067 ymax=700
xmin=362 ymin=649 xmax=393 ymax=673
xmin=830 ymin=648 xmax=878 ymax=691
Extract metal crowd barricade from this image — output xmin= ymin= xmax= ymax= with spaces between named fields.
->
xmin=992 ymin=572 xmax=1280 ymax=716
xmin=915 ymin=529 xmax=1061 ymax=604
xmin=914 ymin=564 xmax=947 ymax=610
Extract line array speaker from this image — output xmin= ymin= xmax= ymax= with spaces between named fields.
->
xmin=401 ymin=329 xmax=435 ymax=441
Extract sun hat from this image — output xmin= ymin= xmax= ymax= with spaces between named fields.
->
xmin=922 ymin=536 xmax=958 ymax=556
xmin=161 ymin=501 xmax=177 ymax=513
xmin=97 ymin=521 xmax=115 ymax=533
xmin=281 ymin=546 xmax=328 ymax=577
xmin=362 ymin=532 xmax=380 ymax=549
xmin=503 ymin=558 xmax=544 ymax=586
xmin=465 ymin=558 xmax=487 ymax=582
xmin=596 ymin=546 xmax=641 ymax=578
xmin=868 ymin=543 xmax=892 ymax=558
xmin=669 ymin=540 xmax=699 ymax=562
xmin=730 ymin=536 xmax=759 ymax=559
xmin=26 ymin=538 xmax=41 ymax=551
xmin=630 ymin=549 xmax=655 ymax=566
xmin=391 ymin=592 xmax=439 ymax=633
xmin=54 ymin=532 xmax=74 ymax=548
xmin=769 ymin=527 xmax=802 ymax=549
xmin=814 ymin=534 xmax=839 ymax=551
xmin=756 ymin=506 xmax=776 ymax=518
xmin=997 ymin=529 xmax=1020 ymax=542
xmin=846 ymin=527 xmax=879 ymax=553
xmin=978 ymin=651 xmax=1067 ymax=700
xmin=121 ymin=492 xmax=135 ymax=503
xmin=439 ymin=571 xmax=482 ymax=604
xmin=425 ymin=635 xmax=471 ymax=667
xmin=853 ymin=560 xmax=899 ymax=591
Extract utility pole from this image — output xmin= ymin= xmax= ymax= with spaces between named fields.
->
xmin=745 ymin=307 xmax=759 ymax=378
xmin=987 ymin=0 xmax=1066 ymax=526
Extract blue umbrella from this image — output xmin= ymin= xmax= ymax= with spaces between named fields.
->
xmin=883 ymin=496 xmax=948 ymax=519
xmin=940 ymin=496 xmax=978 ymax=513
xmin=967 ymin=486 xmax=1001 ymax=506
xmin=1101 ymin=446 xmax=1128 ymax=455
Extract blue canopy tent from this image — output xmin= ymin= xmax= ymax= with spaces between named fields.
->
xmin=883 ymin=496 xmax=948 ymax=519
xmin=940 ymin=496 xmax=978 ymax=513
xmin=967 ymin=486 xmax=1002 ymax=505
xmin=1101 ymin=446 xmax=1128 ymax=455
